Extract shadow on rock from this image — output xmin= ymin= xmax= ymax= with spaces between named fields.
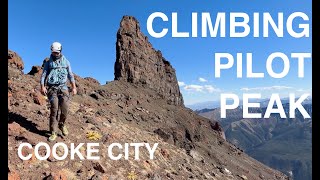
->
xmin=8 ymin=112 xmax=49 ymax=137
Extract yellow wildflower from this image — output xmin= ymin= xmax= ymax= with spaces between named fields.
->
xmin=127 ymin=171 xmax=138 ymax=180
xmin=86 ymin=131 xmax=102 ymax=140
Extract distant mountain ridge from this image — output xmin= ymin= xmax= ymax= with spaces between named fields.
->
xmin=188 ymin=97 xmax=312 ymax=111
xmin=196 ymin=102 xmax=312 ymax=180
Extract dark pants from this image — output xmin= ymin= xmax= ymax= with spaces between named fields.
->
xmin=47 ymin=86 xmax=70 ymax=133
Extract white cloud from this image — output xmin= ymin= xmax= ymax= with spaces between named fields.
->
xmin=204 ymin=85 xmax=221 ymax=93
xmin=184 ymin=84 xmax=220 ymax=93
xmin=296 ymin=88 xmax=311 ymax=92
xmin=240 ymin=86 xmax=293 ymax=91
xmin=198 ymin=77 xmax=207 ymax=82
xmin=184 ymin=85 xmax=204 ymax=92
xmin=178 ymin=81 xmax=186 ymax=87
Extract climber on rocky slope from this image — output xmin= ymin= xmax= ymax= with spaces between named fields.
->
xmin=40 ymin=41 xmax=77 ymax=142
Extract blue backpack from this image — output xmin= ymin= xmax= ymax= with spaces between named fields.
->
xmin=46 ymin=55 xmax=69 ymax=86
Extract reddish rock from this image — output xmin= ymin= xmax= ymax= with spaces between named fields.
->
xmin=8 ymin=122 xmax=24 ymax=136
xmin=143 ymin=160 xmax=152 ymax=169
xmin=45 ymin=169 xmax=76 ymax=180
xmin=51 ymin=169 xmax=77 ymax=180
xmin=32 ymin=91 xmax=47 ymax=105
xmin=27 ymin=57 xmax=48 ymax=77
xmin=8 ymin=92 xmax=12 ymax=110
xmin=21 ymin=149 xmax=38 ymax=165
xmin=114 ymin=16 xmax=184 ymax=106
xmin=93 ymin=161 xmax=106 ymax=173
xmin=73 ymin=75 xmax=100 ymax=95
xmin=160 ymin=148 xmax=170 ymax=159
xmin=8 ymin=122 xmax=21 ymax=132
xmin=49 ymin=171 xmax=68 ymax=180
xmin=8 ymin=171 xmax=20 ymax=180
xmin=8 ymin=50 xmax=24 ymax=70
xmin=28 ymin=66 xmax=42 ymax=76
xmin=84 ymin=77 xmax=101 ymax=85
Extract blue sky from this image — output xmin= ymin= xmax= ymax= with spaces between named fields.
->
xmin=9 ymin=0 xmax=312 ymax=105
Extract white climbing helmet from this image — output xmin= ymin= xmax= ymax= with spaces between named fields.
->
xmin=51 ymin=42 xmax=62 ymax=52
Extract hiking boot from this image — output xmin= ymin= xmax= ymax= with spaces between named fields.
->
xmin=60 ymin=125 xmax=69 ymax=136
xmin=48 ymin=132 xmax=57 ymax=142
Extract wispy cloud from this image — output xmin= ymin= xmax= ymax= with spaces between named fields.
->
xmin=184 ymin=84 xmax=221 ymax=93
xmin=204 ymin=85 xmax=221 ymax=93
xmin=184 ymin=85 xmax=203 ymax=92
xmin=178 ymin=81 xmax=186 ymax=87
xmin=198 ymin=77 xmax=207 ymax=82
xmin=296 ymin=88 xmax=311 ymax=92
xmin=240 ymin=86 xmax=293 ymax=91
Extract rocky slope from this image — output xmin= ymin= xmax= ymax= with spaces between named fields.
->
xmin=8 ymin=16 xmax=288 ymax=180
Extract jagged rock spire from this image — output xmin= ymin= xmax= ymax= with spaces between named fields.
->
xmin=114 ymin=16 xmax=184 ymax=106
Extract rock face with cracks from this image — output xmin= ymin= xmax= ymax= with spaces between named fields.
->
xmin=114 ymin=16 xmax=184 ymax=106
xmin=8 ymin=16 xmax=288 ymax=180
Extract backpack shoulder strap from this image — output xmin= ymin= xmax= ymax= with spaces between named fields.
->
xmin=49 ymin=56 xmax=68 ymax=70
xmin=61 ymin=55 xmax=68 ymax=67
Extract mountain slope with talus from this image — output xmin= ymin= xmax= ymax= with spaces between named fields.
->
xmin=197 ymin=104 xmax=312 ymax=180
xmin=8 ymin=16 xmax=288 ymax=180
